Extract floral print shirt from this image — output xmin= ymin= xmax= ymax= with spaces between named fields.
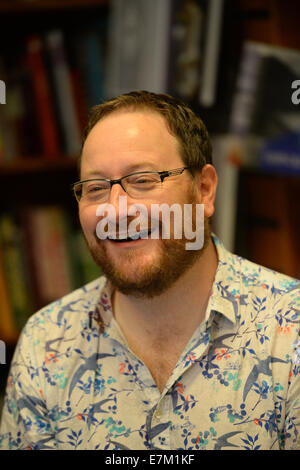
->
xmin=1 ymin=235 xmax=300 ymax=450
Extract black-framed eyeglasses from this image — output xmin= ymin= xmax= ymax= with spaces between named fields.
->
xmin=72 ymin=166 xmax=190 ymax=203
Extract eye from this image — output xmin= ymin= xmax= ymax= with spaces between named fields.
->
xmin=136 ymin=177 xmax=152 ymax=184
xmin=128 ymin=174 xmax=160 ymax=186
xmin=82 ymin=181 xmax=110 ymax=200
xmin=86 ymin=182 xmax=108 ymax=192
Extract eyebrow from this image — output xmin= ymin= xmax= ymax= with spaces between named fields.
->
xmin=84 ymin=162 xmax=160 ymax=178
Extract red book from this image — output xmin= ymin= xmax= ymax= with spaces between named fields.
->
xmin=21 ymin=205 xmax=73 ymax=308
xmin=26 ymin=35 xmax=61 ymax=158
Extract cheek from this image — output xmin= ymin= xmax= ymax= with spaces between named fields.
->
xmin=79 ymin=205 xmax=98 ymax=236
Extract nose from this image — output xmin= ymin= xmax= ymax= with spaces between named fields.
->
xmin=107 ymin=182 xmax=129 ymax=220
xmin=108 ymin=180 xmax=127 ymax=201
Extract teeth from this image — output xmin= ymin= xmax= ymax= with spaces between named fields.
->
xmin=108 ymin=229 xmax=151 ymax=241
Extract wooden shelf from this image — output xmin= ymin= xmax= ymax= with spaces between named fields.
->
xmin=0 ymin=157 xmax=78 ymax=176
xmin=0 ymin=0 xmax=109 ymax=13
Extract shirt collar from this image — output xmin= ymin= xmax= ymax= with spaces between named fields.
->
xmin=205 ymin=234 xmax=239 ymax=325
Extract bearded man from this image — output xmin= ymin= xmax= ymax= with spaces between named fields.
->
xmin=1 ymin=91 xmax=300 ymax=450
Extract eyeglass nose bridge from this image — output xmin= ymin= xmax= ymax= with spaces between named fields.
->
xmin=109 ymin=177 xmax=128 ymax=195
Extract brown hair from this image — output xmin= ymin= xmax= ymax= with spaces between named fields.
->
xmin=80 ymin=90 xmax=212 ymax=174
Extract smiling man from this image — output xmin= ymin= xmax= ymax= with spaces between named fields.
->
xmin=1 ymin=91 xmax=300 ymax=450
xmin=78 ymin=108 xmax=214 ymax=301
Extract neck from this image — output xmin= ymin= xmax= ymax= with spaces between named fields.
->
xmin=112 ymin=236 xmax=218 ymax=342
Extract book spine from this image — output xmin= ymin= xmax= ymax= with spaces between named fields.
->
xmin=199 ymin=0 xmax=224 ymax=107
xmin=0 ymin=247 xmax=18 ymax=343
xmin=26 ymin=35 xmax=61 ymax=158
xmin=46 ymin=206 xmax=73 ymax=299
xmin=82 ymin=31 xmax=105 ymax=107
xmin=22 ymin=206 xmax=53 ymax=307
xmin=229 ymin=42 xmax=262 ymax=136
xmin=147 ymin=0 xmax=172 ymax=93
xmin=0 ymin=88 xmax=19 ymax=162
xmin=0 ymin=214 xmax=33 ymax=332
xmin=106 ymin=0 xmax=171 ymax=96
xmin=24 ymin=206 xmax=73 ymax=306
xmin=69 ymin=68 xmax=88 ymax=136
xmin=0 ymin=125 xmax=3 ymax=161
xmin=45 ymin=30 xmax=82 ymax=157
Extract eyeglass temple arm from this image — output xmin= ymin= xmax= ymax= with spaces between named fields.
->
xmin=159 ymin=167 xmax=189 ymax=182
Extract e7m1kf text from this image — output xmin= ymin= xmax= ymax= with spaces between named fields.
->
xmin=105 ymin=454 xmax=195 ymax=467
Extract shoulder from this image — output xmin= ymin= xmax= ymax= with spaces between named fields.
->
xmin=231 ymin=253 xmax=300 ymax=339
xmin=215 ymin=235 xmax=300 ymax=330
xmin=235 ymin=253 xmax=300 ymax=299
xmin=214 ymin=234 xmax=300 ymax=301
xmin=19 ymin=276 xmax=107 ymax=350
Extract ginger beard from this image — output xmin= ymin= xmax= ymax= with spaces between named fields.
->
xmin=83 ymin=189 xmax=211 ymax=298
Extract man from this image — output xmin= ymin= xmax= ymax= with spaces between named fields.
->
xmin=1 ymin=90 xmax=300 ymax=450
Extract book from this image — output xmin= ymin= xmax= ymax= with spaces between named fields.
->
xmin=73 ymin=25 xmax=106 ymax=109
xmin=198 ymin=0 xmax=224 ymax=107
xmin=259 ymin=131 xmax=300 ymax=175
xmin=236 ymin=170 xmax=300 ymax=279
xmin=22 ymin=205 xmax=74 ymax=308
xmin=0 ymin=59 xmax=21 ymax=162
xmin=26 ymin=35 xmax=61 ymax=158
xmin=4 ymin=68 xmax=40 ymax=159
xmin=0 ymin=213 xmax=33 ymax=333
xmin=0 ymin=41 xmax=46 ymax=161
xmin=68 ymin=65 xmax=88 ymax=137
xmin=105 ymin=0 xmax=172 ymax=97
xmin=18 ymin=61 xmax=43 ymax=157
xmin=169 ymin=0 xmax=224 ymax=104
xmin=0 ymin=106 xmax=18 ymax=162
xmin=169 ymin=0 xmax=205 ymax=101
xmin=45 ymin=30 xmax=82 ymax=157
xmin=230 ymin=41 xmax=300 ymax=139
xmin=0 ymin=247 xmax=18 ymax=343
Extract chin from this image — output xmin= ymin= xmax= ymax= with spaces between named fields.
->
xmin=90 ymin=242 xmax=207 ymax=300
xmin=84 ymin=216 xmax=211 ymax=298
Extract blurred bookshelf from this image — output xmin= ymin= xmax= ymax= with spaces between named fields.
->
xmin=0 ymin=0 xmax=109 ymax=412
xmin=0 ymin=157 xmax=77 ymax=175
xmin=0 ymin=0 xmax=110 ymax=367
xmin=210 ymin=0 xmax=300 ymax=279
xmin=0 ymin=0 xmax=109 ymax=12
xmin=0 ymin=0 xmax=110 ymax=343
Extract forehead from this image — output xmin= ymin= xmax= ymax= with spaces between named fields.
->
xmin=80 ymin=110 xmax=183 ymax=177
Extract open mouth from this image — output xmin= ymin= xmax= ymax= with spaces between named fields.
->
xmin=107 ymin=228 xmax=154 ymax=243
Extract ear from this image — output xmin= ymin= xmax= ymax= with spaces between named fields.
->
xmin=193 ymin=164 xmax=218 ymax=218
